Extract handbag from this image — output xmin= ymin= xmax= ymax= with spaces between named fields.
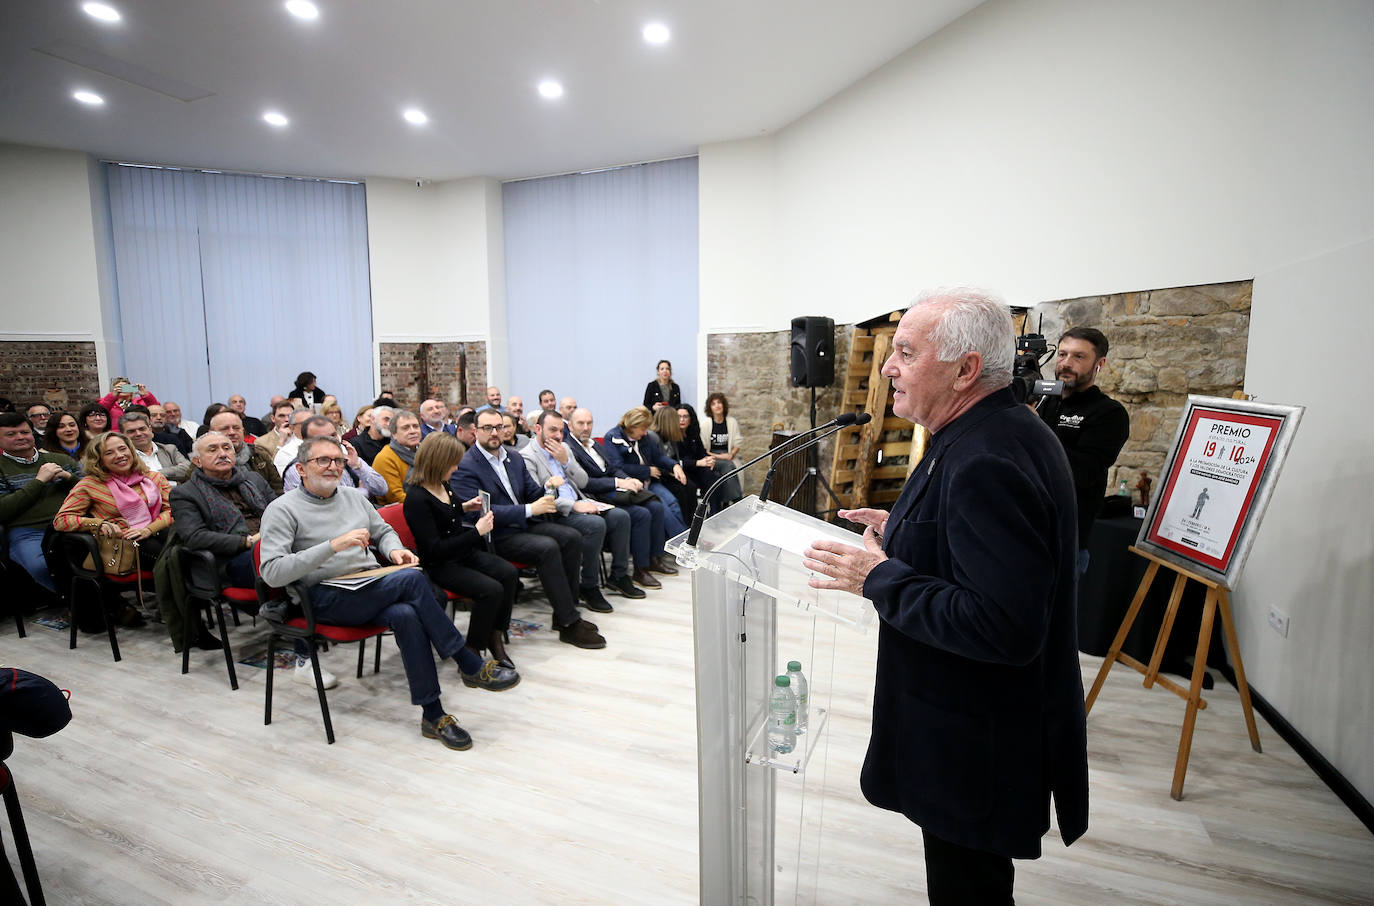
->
xmin=91 ymin=534 xmax=140 ymax=576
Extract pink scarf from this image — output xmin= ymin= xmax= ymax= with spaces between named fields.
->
xmin=106 ymin=472 xmax=160 ymax=528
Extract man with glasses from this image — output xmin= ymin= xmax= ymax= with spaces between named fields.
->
xmin=451 ymin=410 xmax=607 ymax=649
xmin=24 ymin=403 xmax=52 ymax=437
xmin=281 ymin=415 xmax=387 ymax=498
xmin=260 ymin=436 xmax=517 ymax=750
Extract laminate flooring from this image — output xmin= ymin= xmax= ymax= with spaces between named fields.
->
xmin=2 ymin=574 xmax=1370 ymax=905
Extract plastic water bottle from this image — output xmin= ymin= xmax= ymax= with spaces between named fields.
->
xmin=768 ymin=676 xmax=797 ymax=755
xmin=786 ymin=661 xmax=809 ymax=735
xmin=1117 ymin=479 xmax=1131 ymax=499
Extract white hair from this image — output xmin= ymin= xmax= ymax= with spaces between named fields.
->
xmin=912 ymin=286 xmax=1015 ymax=390
xmin=192 ymin=431 xmax=231 ymax=460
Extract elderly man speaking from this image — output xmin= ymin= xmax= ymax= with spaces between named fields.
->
xmin=804 ymin=288 xmax=1088 ymax=904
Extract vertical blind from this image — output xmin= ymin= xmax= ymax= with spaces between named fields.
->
xmin=105 ymin=164 xmax=374 ymax=422
xmin=502 ymin=156 xmax=699 ymax=427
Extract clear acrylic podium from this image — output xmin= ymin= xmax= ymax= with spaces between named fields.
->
xmin=667 ymin=496 xmax=874 ymax=905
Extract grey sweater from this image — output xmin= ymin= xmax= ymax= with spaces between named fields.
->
xmin=259 ymin=486 xmax=403 ymax=589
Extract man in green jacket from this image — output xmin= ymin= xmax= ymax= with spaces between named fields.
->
xmin=0 ymin=411 xmax=78 ymax=596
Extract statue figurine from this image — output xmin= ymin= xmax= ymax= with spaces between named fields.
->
xmin=1134 ymin=471 xmax=1152 ymax=508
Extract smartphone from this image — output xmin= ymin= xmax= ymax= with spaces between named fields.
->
xmin=479 ymin=490 xmax=491 ymax=516
xmin=116 ymin=382 xmax=139 ymax=394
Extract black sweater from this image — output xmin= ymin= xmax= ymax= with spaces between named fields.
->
xmin=403 ymin=485 xmax=486 ymax=566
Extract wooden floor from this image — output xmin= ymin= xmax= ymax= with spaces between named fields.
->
xmin=2 ymin=573 xmax=1371 ymax=905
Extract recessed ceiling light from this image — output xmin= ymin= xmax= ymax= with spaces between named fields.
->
xmin=73 ymin=90 xmax=105 ymax=106
xmin=537 ymin=79 xmax=564 ymax=100
xmin=284 ymin=0 xmax=319 ymax=20
xmin=642 ymin=22 xmax=670 ymax=45
xmin=402 ymin=108 xmax=428 ymax=125
xmin=262 ymin=110 xmax=289 ymax=127
xmin=82 ymin=2 xmax=121 ymax=23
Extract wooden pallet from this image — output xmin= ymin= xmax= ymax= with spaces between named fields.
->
xmin=827 ymin=313 xmax=930 ymax=512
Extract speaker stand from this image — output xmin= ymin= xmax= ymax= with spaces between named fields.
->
xmin=784 ymin=387 xmax=844 ymax=520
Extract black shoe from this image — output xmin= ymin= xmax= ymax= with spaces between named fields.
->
xmin=195 ymin=625 xmax=223 ymax=651
xmin=558 ymin=619 xmax=606 ymax=649
xmin=580 ymin=585 xmax=614 ymax=613
xmin=461 ymin=658 xmax=521 ymax=691
xmin=648 ymin=556 xmax=678 ymax=576
xmin=632 ymin=568 xmax=662 ymax=589
xmin=610 ymin=574 xmax=647 ymax=598
xmin=421 ymin=714 xmax=473 ymax=750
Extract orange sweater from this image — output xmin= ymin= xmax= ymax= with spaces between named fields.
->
xmin=53 ymin=474 xmax=174 ymax=535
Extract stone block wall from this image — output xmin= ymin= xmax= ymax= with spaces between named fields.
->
xmin=705 ymin=323 xmax=850 ymax=497
xmin=0 ymin=340 xmax=101 ymax=412
xmin=378 ymin=341 xmax=487 ymax=411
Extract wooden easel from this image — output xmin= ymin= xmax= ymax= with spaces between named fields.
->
xmin=1084 ymin=545 xmax=1262 ymax=800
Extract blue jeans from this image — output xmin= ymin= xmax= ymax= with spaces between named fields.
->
xmin=307 ymin=570 xmax=482 ymax=707
xmin=7 ymin=526 xmax=55 ymax=592
xmin=650 ymin=481 xmax=688 ymax=538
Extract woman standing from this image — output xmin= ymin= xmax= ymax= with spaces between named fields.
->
xmin=288 ymin=371 xmax=329 ymax=410
xmin=52 ymin=431 xmax=174 ymax=626
xmin=642 ymin=360 xmax=682 ymax=412
xmin=404 ymin=432 xmax=521 ymax=671
xmin=703 ymin=392 xmax=743 ymax=511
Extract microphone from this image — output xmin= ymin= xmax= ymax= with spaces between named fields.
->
xmin=684 ymin=411 xmax=868 ymax=548
xmin=759 ymin=412 xmax=873 ymax=502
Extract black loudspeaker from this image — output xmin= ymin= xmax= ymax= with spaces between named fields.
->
xmin=790 ymin=316 xmax=835 ymax=388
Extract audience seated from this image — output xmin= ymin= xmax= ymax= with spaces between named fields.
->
xmin=453 ymin=409 xmax=477 ymax=456
xmin=352 ymin=404 xmax=394 ymax=465
xmin=254 ymin=400 xmax=297 ymax=458
xmin=196 ymin=403 xmax=229 ymax=438
xmin=450 ymin=409 xmax=607 ymax=650
xmin=260 ymin=435 xmax=517 ymax=750
xmin=567 ymin=407 xmax=670 ymax=588
xmin=537 ymin=390 xmax=557 ymax=414
xmin=24 ymin=403 xmax=52 ymax=438
xmin=643 ymin=359 xmax=682 ymax=412
xmin=163 ymin=400 xmax=199 ymax=437
xmin=321 ymin=402 xmax=345 ymax=434
xmin=98 ymin=378 xmax=159 ymax=426
xmin=651 ymin=406 xmax=702 ymax=522
xmin=373 ymin=409 xmax=422 ymax=504
xmin=0 ymin=411 xmax=78 ymax=597
xmin=271 ymin=408 xmax=318 ymax=475
xmin=227 ymin=394 xmax=266 ymax=436
xmin=287 ymin=371 xmax=329 ymax=410
xmin=208 ymin=410 xmax=283 ymax=494
xmin=475 ymin=386 xmax=504 ymax=413
xmin=500 ymin=411 xmax=529 ymax=451
xmin=558 ymin=396 xmax=577 ymax=420
xmin=703 ymin=392 xmax=744 ymax=511
xmin=602 ymin=407 xmax=689 ymax=545
xmin=42 ymin=411 xmax=87 ymax=463
xmin=403 ymin=432 xmax=520 ymax=667
xmin=506 ymin=396 xmax=530 ymax=435
xmin=419 ymin=399 xmax=456 ymax=439
xmin=521 ymin=410 xmax=643 ymax=601
xmin=119 ymin=412 xmax=193 ymax=486
xmin=77 ymin=402 xmax=110 ymax=437
xmin=676 ymin=404 xmax=719 ymax=504
xmin=342 ymin=404 xmax=372 ymax=442
xmin=152 ymin=403 xmax=193 ymax=455
xmin=281 ymin=415 xmax=387 ymax=499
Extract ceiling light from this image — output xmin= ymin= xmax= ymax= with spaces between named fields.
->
xmin=642 ymin=22 xmax=670 ymax=45
xmin=262 ymin=110 xmax=289 ymax=127
xmin=82 ymin=2 xmax=121 ymax=22
xmin=73 ymin=90 xmax=104 ymax=106
xmin=402 ymin=108 xmax=428 ymax=125
xmin=284 ymin=0 xmax=319 ymax=20
xmin=538 ymin=80 xmax=564 ymax=100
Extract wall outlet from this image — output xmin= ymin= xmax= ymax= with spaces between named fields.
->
xmin=1267 ymin=606 xmax=1290 ymax=638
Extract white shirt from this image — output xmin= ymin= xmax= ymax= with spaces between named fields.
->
xmin=578 ymin=437 xmax=607 ymax=472
xmin=479 ymin=444 xmax=533 ymax=518
xmin=273 ymin=436 xmax=303 ymax=474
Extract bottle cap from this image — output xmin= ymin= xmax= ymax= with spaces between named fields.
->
xmin=774 ymin=675 xmax=790 ymax=687
xmin=787 ymin=660 xmax=802 ymax=671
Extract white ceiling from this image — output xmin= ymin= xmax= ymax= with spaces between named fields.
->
xmin=0 ymin=0 xmax=984 ymax=182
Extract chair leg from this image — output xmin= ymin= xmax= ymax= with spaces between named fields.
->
xmin=264 ymin=632 xmax=276 ymax=726
xmin=13 ymin=605 xmax=26 ymax=638
xmin=181 ymin=597 xmax=197 ymax=676
xmin=310 ymin=644 xmax=335 ymax=745
xmin=68 ymin=578 xmax=79 ymax=650
xmin=356 ymin=639 xmax=365 ymax=679
xmin=373 ymin=635 xmax=382 ymax=674
xmin=3 ymin=771 xmax=47 ymax=906
xmin=103 ymin=589 xmax=121 ymax=663
xmin=214 ymin=601 xmax=238 ymax=691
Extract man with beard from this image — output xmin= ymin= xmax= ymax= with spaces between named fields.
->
xmin=260 ymin=436 xmax=517 ymax=749
xmin=352 ymin=404 xmax=394 ymax=465
xmin=1037 ymin=326 xmax=1130 ymax=567
xmin=208 ymin=409 xmax=283 ymax=494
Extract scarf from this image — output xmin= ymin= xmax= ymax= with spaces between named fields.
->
xmin=389 ymin=437 xmax=418 ymax=468
xmin=106 ymin=471 xmax=160 ymax=528
xmin=195 ymin=467 xmax=270 ymax=532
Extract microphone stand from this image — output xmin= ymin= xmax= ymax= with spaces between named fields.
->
xmin=775 ymin=422 xmax=855 ymax=520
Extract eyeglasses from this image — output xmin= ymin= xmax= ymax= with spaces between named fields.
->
xmin=475 ymin=424 xmax=502 ymax=433
xmin=307 ymin=456 xmax=348 ymax=468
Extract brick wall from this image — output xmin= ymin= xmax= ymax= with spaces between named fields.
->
xmin=0 ymin=340 xmax=101 ymax=412
xmin=377 ymin=341 xmax=488 ymax=410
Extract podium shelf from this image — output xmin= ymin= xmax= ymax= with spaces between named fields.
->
xmin=744 ymin=706 xmax=830 ymax=774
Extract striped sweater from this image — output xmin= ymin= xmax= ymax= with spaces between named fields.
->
xmin=52 ymin=473 xmax=173 ymax=535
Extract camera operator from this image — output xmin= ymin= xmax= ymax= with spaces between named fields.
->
xmin=1037 ymin=327 xmax=1129 ymax=570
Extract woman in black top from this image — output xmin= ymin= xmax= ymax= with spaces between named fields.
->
xmin=288 ymin=371 xmax=329 ymax=410
xmin=675 ymin=404 xmax=717 ymax=494
xmin=642 ymin=359 xmax=682 ymax=412
xmin=403 ymin=431 xmax=520 ymax=668
xmin=704 ymin=392 xmax=743 ymax=512
xmin=651 ymin=406 xmax=702 ymax=520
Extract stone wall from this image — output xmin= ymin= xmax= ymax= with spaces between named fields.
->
xmin=378 ymin=341 xmax=487 ymax=411
xmin=0 ymin=340 xmax=101 ymax=412
xmin=1037 ymin=280 xmax=1252 ymax=497
xmin=705 ymin=323 xmax=850 ymax=497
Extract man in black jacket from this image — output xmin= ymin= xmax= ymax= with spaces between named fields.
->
xmin=1037 ymin=326 xmax=1130 ymax=566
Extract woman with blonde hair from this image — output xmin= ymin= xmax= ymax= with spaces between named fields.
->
xmin=651 ymin=405 xmax=702 ymax=521
xmin=603 ymin=406 xmax=688 ymax=542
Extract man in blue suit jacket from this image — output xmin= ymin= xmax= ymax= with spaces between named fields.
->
xmin=804 ymin=288 xmax=1088 ymax=904
xmin=450 ymin=409 xmax=606 ymax=650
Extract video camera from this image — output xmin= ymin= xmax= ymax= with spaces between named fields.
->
xmin=1011 ymin=315 xmax=1063 ymax=406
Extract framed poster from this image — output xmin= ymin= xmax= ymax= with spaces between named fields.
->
xmin=1135 ymin=395 xmax=1304 ymax=589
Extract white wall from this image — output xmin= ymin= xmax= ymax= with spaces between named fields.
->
xmin=364 ymin=175 xmax=505 ymax=394
xmin=699 ymin=0 xmax=1374 ymax=800
xmin=0 ymin=143 xmax=113 ymax=382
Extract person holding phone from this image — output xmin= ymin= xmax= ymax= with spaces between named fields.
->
xmin=98 ymin=377 xmax=158 ymax=427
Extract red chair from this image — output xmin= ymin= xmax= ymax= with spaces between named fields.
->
xmin=179 ymin=548 xmax=259 ymax=690
xmin=57 ymin=533 xmax=154 ymax=662
xmin=253 ymin=542 xmax=389 ymax=745
xmin=376 ymin=503 xmax=472 ymax=615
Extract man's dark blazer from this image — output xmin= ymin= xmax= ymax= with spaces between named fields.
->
xmin=449 ymin=444 xmax=544 ymax=540
xmin=568 ymin=438 xmax=628 ymax=502
xmin=859 ymin=386 xmax=1088 ymax=860
xmin=155 ymin=426 xmax=193 ymax=457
